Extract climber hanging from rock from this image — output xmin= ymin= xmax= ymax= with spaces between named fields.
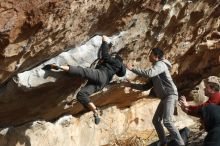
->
xmin=43 ymin=35 xmax=126 ymax=125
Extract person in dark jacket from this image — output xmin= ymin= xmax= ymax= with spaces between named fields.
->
xmin=198 ymin=104 xmax=220 ymax=146
xmin=46 ymin=36 xmax=126 ymax=124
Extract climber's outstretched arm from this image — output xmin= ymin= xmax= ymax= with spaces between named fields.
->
xmin=42 ymin=64 xmax=69 ymax=72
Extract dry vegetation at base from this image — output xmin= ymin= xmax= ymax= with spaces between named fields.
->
xmin=106 ymin=124 xmax=206 ymax=146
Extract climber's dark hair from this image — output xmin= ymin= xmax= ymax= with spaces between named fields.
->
xmin=151 ymin=48 xmax=164 ymax=59
xmin=115 ymin=54 xmax=123 ymax=62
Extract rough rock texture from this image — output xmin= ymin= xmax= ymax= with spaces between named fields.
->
xmin=0 ymin=0 xmax=220 ymax=145
xmin=0 ymin=99 xmax=195 ymax=146
xmin=1 ymin=0 xmax=220 ymax=84
xmin=0 ymin=0 xmax=220 ymax=126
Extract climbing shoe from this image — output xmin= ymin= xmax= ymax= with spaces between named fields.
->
xmin=42 ymin=64 xmax=60 ymax=70
xmin=94 ymin=113 xmax=100 ymax=125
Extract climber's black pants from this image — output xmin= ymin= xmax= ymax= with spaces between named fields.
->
xmin=69 ymin=66 xmax=109 ymax=108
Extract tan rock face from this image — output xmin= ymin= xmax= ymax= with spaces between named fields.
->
xmin=0 ymin=0 xmax=118 ymax=83
xmin=0 ymin=99 xmax=195 ymax=146
xmin=0 ymin=0 xmax=220 ymax=145
xmin=1 ymin=0 xmax=219 ymax=85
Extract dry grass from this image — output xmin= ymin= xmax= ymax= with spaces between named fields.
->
xmin=106 ymin=124 xmax=205 ymax=146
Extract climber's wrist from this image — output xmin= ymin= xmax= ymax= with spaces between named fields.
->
xmin=59 ymin=65 xmax=70 ymax=71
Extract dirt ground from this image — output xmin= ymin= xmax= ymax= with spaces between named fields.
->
xmin=107 ymin=123 xmax=206 ymax=146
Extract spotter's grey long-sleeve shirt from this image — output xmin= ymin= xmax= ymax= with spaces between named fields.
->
xmin=131 ymin=59 xmax=178 ymax=99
